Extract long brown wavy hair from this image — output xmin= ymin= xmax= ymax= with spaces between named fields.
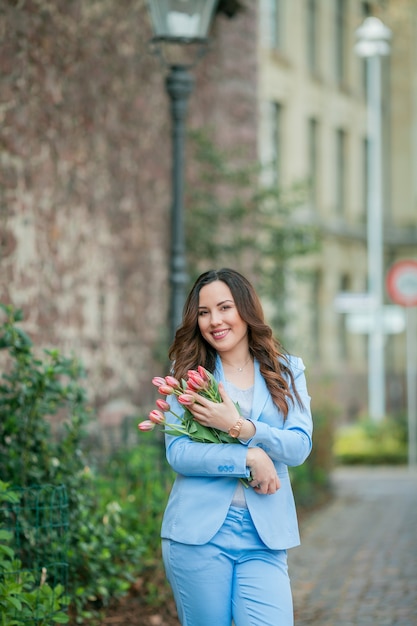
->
xmin=169 ymin=268 xmax=303 ymax=418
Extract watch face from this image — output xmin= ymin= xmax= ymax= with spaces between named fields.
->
xmin=229 ymin=419 xmax=242 ymax=438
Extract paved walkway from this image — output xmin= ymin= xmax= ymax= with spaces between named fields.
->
xmin=289 ymin=466 xmax=417 ymax=626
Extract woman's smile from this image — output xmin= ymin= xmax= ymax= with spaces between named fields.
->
xmin=211 ymin=328 xmax=230 ymax=340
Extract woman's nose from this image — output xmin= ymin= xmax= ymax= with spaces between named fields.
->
xmin=210 ymin=311 xmax=222 ymax=326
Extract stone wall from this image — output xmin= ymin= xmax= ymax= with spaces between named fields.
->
xmin=0 ymin=0 xmax=258 ymax=420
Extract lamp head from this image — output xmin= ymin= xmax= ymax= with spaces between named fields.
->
xmin=148 ymin=0 xmax=219 ymax=44
xmin=355 ymin=17 xmax=392 ymax=58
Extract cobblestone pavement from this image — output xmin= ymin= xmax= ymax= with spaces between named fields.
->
xmin=289 ymin=466 xmax=417 ymax=626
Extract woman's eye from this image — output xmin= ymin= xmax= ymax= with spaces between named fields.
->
xmin=198 ymin=310 xmax=208 ymax=316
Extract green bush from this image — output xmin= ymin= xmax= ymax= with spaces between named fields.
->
xmin=0 ymin=304 xmax=144 ymax=624
xmin=290 ymin=403 xmax=336 ymax=510
xmin=96 ymin=439 xmax=174 ymax=556
xmin=333 ymin=415 xmax=407 ymax=465
xmin=94 ymin=440 xmax=176 ymax=607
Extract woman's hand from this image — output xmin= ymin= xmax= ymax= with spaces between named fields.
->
xmin=186 ymin=382 xmax=241 ymax=433
xmin=246 ymin=447 xmax=281 ymax=495
xmin=187 ymin=383 xmax=256 ymax=441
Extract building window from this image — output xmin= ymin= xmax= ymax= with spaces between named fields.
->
xmin=267 ymin=0 xmax=285 ymax=50
xmin=306 ymin=0 xmax=318 ymax=74
xmin=271 ymin=102 xmax=283 ymax=186
xmin=308 ymin=118 xmax=319 ymax=210
xmin=361 ymin=1 xmax=372 ymax=17
xmin=335 ymin=0 xmax=346 ymax=85
xmin=335 ymin=128 xmax=346 ymax=215
xmin=338 ymin=274 xmax=350 ymax=360
xmin=311 ymin=270 xmax=322 ymax=359
xmin=360 ymin=2 xmax=372 ymax=94
xmin=259 ymin=101 xmax=283 ymax=187
xmin=361 ymin=56 xmax=368 ymax=97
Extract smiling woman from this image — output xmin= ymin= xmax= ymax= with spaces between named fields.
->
xmin=157 ymin=268 xmax=313 ymax=626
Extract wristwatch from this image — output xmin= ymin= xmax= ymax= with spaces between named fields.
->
xmin=228 ymin=417 xmax=244 ymax=438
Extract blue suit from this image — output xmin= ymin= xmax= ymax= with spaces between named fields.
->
xmin=161 ymin=355 xmax=312 ymax=550
xmin=161 ymin=355 xmax=312 ymax=625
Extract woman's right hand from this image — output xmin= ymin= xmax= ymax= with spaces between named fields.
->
xmin=246 ymin=447 xmax=281 ymax=495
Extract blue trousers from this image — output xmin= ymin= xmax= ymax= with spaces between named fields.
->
xmin=162 ymin=506 xmax=294 ymax=626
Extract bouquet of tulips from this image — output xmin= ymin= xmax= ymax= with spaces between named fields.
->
xmin=139 ymin=366 xmax=242 ymax=445
xmin=138 ymin=366 xmax=251 ymax=487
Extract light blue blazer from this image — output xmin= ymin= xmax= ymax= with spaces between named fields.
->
xmin=161 ymin=355 xmax=313 ymax=550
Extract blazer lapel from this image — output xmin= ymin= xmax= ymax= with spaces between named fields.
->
xmin=250 ymin=360 xmax=270 ymax=423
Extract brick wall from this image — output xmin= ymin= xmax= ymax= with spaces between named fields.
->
xmin=0 ymin=0 xmax=258 ymax=421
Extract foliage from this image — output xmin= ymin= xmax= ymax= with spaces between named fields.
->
xmin=0 ymin=304 xmax=144 ymax=624
xmin=96 ymin=438 xmax=174 ymax=557
xmin=0 ymin=481 xmax=70 ymax=625
xmin=0 ymin=305 xmax=89 ymax=487
xmin=290 ymin=403 xmax=336 ymax=509
xmin=185 ymin=128 xmax=320 ymax=332
xmin=333 ymin=415 xmax=407 ymax=465
xmin=94 ymin=439 xmax=175 ymax=608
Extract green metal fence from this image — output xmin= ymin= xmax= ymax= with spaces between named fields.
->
xmin=0 ymin=483 xmax=69 ymax=624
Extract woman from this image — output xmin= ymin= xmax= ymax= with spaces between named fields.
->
xmin=161 ymin=268 xmax=312 ymax=626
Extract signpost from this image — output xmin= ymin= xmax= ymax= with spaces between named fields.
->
xmin=333 ymin=292 xmax=376 ymax=313
xmin=345 ymin=305 xmax=405 ymax=335
xmin=386 ymin=260 xmax=417 ymax=468
xmin=355 ymin=17 xmax=392 ymax=421
xmin=386 ymin=259 xmax=417 ymax=307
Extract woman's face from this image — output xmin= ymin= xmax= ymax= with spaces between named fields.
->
xmin=197 ymin=280 xmax=248 ymax=356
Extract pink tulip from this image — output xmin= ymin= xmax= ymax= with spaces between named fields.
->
xmin=158 ymin=384 xmax=175 ymax=395
xmin=186 ymin=379 xmax=201 ymax=392
xmin=186 ymin=370 xmax=208 ymax=391
xmin=138 ymin=420 xmax=156 ymax=431
xmin=178 ymin=393 xmax=195 ymax=407
xmin=149 ymin=410 xmax=165 ymax=425
xmin=152 ymin=376 xmax=166 ymax=387
xmin=165 ymin=375 xmax=180 ymax=388
xmin=156 ymin=399 xmax=170 ymax=412
xmin=197 ymin=365 xmax=210 ymax=381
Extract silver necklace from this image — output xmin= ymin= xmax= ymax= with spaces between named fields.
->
xmin=221 ymin=355 xmax=252 ymax=372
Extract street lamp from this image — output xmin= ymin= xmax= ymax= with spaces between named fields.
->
xmin=147 ymin=0 xmax=219 ymax=341
xmin=355 ymin=17 xmax=392 ymax=420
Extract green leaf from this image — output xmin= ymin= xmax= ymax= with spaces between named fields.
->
xmin=0 ymin=529 xmax=13 ymax=541
xmin=52 ymin=613 xmax=70 ymax=624
xmin=0 ymin=544 xmax=15 ymax=560
xmin=5 ymin=597 xmax=22 ymax=611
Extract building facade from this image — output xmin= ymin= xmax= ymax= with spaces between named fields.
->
xmin=257 ymin=0 xmax=417 ymax=415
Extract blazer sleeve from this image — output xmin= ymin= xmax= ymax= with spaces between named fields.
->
xmin=243 ymin=356 xmax=313 ymax=467
xmin=164 ymin=396 xmax=251 ymax=479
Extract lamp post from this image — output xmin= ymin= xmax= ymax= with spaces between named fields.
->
xmin=147 ymin=0 xmax=218 ymax=341
xmin=355 ymin=17 xmax=391 ymax=421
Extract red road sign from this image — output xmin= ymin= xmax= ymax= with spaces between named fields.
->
xmin=386 ymin=259 xmax=417 ymax=307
